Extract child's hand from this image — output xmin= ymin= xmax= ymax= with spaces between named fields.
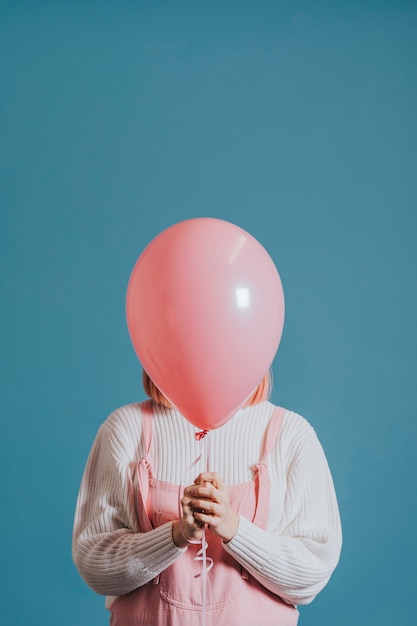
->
xmin=186 ymin=472 xmax=239 ymax=543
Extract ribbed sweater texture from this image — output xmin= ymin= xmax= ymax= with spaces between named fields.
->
xmin=72 ymin=401 xmax=342 ymax=607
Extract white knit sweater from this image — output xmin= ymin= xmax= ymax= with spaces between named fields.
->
xmin=72 ymin=401 xmax=342 ymax=608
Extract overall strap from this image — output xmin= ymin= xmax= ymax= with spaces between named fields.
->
xmin=135 ymin=400 xmax=155 ymax=533
xmin=140 ymin=399 xmax=154 ymax=459
xmin=259 ymin=406 xmax=286 ymax=464
xmin=252 ymin=406 xmax=286 ymax=530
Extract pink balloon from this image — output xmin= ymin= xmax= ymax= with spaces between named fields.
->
xmin=126 ymin=218 xmax=284 ymax=431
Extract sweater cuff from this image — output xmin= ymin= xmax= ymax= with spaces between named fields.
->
xmin=137 ymin=522 xmax=187 ymax=577
xmin=222 ymin=515 xmax=272 ymax=573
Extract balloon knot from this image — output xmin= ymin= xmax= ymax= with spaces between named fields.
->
xmin=195 ymin=429 xmax=209 ymax=441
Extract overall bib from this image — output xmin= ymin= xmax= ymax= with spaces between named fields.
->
xmin=110 ymin=404 xmax=299 ymax=626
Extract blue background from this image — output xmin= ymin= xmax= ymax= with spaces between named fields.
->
xmin=1 ymin=2 xmax=416 ymax=624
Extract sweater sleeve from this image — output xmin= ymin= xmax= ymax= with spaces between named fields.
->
xmin=223 ymin=417 xmax=342 ymax=606
xmin=72 ymin=413 xmax=186 ymax=597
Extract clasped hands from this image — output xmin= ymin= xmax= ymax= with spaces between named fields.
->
xmin=172 ymin=472 xmax=239 ymax=549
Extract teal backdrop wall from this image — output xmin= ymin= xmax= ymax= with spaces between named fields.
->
xmin=1 ymin=2 xmax=416 ymax=625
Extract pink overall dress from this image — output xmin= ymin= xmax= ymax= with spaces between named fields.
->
xmin=110 ymin=404 xmax=299 ymax=625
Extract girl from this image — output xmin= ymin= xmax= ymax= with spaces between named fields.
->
xmin=72 ymin=370 xmax=342 ymax=625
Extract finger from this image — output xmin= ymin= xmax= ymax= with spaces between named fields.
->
xmin=193 ymin=507 xmax=217 ymax=525
xmin=194 ymin=472 xmax=220 ymax=487
xmin=193 ymin=505 xmax=224 ymax=528
xmin=181 ymin=493 xmax=194 ymax=509
xmin=184 ymin=485 xmax=213 ymax=505
xmin=191 ymin=498 xmax=219 ymax=515
xmin=195 ymin=472 xmax=226 ymax=492
xmin=189 ymin=485 xmax=219 ymax=503
xmin=183 ymin=483 xmax=199 ymax=497
xmin=189 ymin=482 xmax=230 ymax=506
xmin=182 ymin=494 xmax=205 ymax=522
xmin=181 ymin=500 xmax=205 ymax=533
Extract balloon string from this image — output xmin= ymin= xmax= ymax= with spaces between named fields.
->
xmin=177 ymin=431 xmax=212 ymax=626
xmin=194 ymin=531 xmax=214 ymax=578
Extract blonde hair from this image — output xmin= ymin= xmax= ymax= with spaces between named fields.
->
xmin=142 ymin=369 xmax=272 ymax=409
